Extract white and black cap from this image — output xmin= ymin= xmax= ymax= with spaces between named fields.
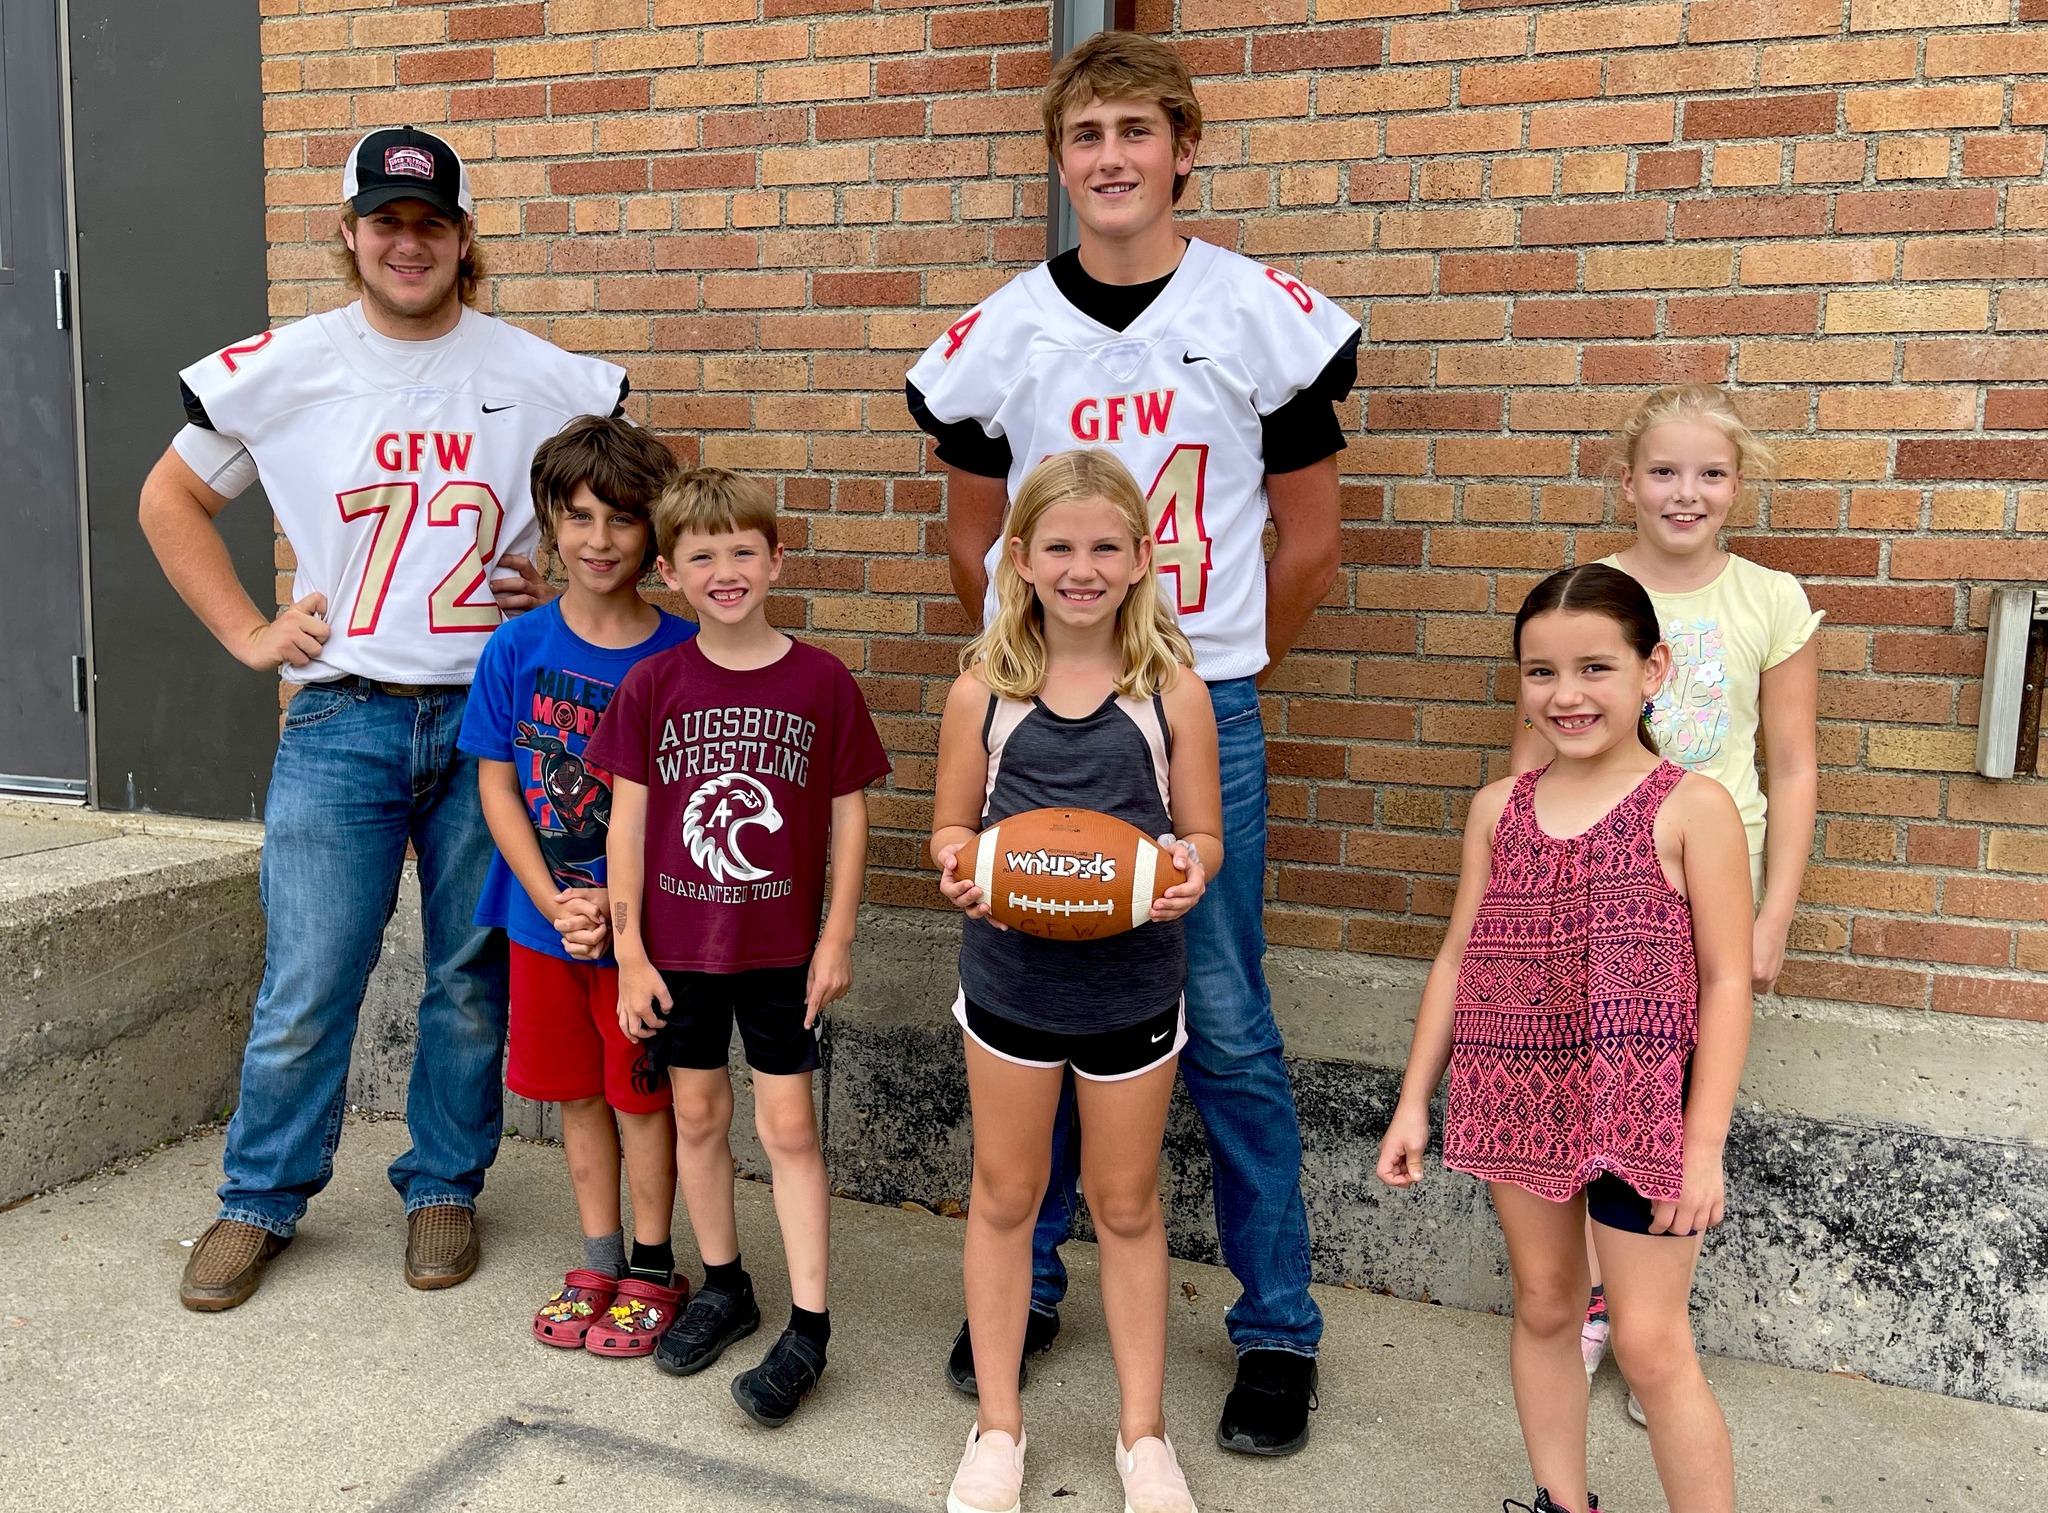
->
xmin=341 ymin=126 xmax=474 ymax=220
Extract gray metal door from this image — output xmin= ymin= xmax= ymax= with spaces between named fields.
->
xmin=0 ymin=0 xmax=88 ymax=798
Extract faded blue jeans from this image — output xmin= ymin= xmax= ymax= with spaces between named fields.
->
xmin=216 ymin=681 xmax=508 ymax=1237
xmin=1029 ymin=676 xmax=1322 ymax=1356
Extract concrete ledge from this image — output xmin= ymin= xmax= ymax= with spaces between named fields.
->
xmin=356 ymin=891 xmax=2047 ymax=1409
xmin=0 ymin=804 xmax=263 ymax=1204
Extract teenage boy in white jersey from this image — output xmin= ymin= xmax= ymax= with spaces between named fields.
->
xmin=140 ymin=128 xmax=628 ymax=1311
xmin=907 ymin=32 xmax=1359 ymax=1457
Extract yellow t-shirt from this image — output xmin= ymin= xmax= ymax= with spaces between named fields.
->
xmin=1601 ymin=553 xmax=1822 ymax=857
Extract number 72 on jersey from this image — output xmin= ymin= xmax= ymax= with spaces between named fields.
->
xmin=334 ymin=480 xmax=506 ymax=636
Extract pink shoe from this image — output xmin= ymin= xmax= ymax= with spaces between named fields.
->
xmin=947 ymin=1423 xmax=1024 ymax=1513
xmin=1580 ymin=1290 xmax=1610 ymax=1381
xmin=1115 ymin=1434 xmax=1196 ymax=1513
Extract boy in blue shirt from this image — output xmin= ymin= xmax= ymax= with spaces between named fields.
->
xmin=458 ymin=416 xmax=697 ymax=1354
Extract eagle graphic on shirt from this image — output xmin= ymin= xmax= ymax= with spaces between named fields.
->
xmin=681 ymin=772 xmax=784 ymax=884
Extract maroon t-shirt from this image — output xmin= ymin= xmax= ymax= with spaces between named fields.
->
xmin=586 ymin=637 xmax=891 ymax=972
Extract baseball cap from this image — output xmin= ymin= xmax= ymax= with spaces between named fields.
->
xmin=341 ymin=127 xmax=474 ymax=221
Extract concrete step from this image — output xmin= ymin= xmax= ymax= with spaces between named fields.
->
xmin=0 ymin=802 xmax=262 ymax=1205
xmin=0 ymin=1117 xmax=2035 ymax=1513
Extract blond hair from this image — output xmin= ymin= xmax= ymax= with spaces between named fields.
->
xmin=1616 ymin=384 xmax=1776 ymax=481
xmin=967 ymin=449 xmax=1194 ymax=701
xmin=1042 ymin=32 xmax=1203 ymax=204
xmin=652 ymin=467 xmax=778 ymax=563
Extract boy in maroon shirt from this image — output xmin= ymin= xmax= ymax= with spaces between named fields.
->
xmin=590 ymin=467 xmax=889 ymax=1428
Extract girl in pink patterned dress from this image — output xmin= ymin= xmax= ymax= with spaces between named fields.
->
xmin=1378 ymin=564 xmax=1754 ymax=1513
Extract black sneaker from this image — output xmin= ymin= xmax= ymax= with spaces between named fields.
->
xmin=1505 ymin=1492 xmax=1596 ymax=1513
xmin=944 ymin=1307 xmax=1062 ymax=1396
xmin=731 ymin=1328 xmax=827 ymax=1428
xmin=1215 ymin=1348 xmax=1318 ymax=1456
xmin=653 ymin=1279 xmax=760 ymax=1377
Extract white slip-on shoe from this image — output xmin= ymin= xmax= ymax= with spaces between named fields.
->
xmin=947 ymin=1421 xmax=1025 ymax=1513
xmin=1116 ymin=1433 xmax=1197 ymax=1513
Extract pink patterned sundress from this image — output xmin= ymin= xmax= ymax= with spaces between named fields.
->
xmin=1442 ymin=761 xmax=1697 ymax=1204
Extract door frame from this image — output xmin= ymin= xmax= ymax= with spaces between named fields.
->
xmin=56 ymin=0 xmax=96 ymax=804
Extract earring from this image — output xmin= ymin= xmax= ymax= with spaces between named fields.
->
xmin=1522 ymin=715 xmax=1535 ymax=730
xmin=1642 ymin=698 xmax=1656 ymax=720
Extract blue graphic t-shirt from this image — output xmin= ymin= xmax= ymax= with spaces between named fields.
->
xmin=458 ymin=601 xmax=697 ymax=960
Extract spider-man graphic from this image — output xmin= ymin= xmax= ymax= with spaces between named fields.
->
xmin=515 ymin=719 xmax=613 ymax=888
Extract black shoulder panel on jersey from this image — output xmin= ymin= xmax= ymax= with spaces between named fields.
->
xmin=1261 ymin=331 xmax=1361 ymax=476
xmin=906 ymin=379 xmax=1011 ymax=480
xmin=611 ymin=374 xmax=631 ymax=418
xmin=180 ymin=380 xmax=216 ymax=431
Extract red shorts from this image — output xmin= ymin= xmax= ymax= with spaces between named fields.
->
xmin=507 ymin=942 xmax=671 ymax=1115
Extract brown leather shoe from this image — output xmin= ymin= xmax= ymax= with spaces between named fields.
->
xmin=405 ymin=1204 xmax=479 ymax=1290
xmin=180 ymin=1219 xmax=291 ymax=1312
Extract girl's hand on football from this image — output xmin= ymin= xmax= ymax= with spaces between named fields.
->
xmin=1150 ymin=840 xmax=1207 ymax=923
xmin=937 ymin=842 xmax=1003 ymax=928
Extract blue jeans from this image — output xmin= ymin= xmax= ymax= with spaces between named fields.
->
xmin=1030 ymin=676 xmax=1321 ymax=1355
xmin=217 ymin=682 xmax=508 ymax=1237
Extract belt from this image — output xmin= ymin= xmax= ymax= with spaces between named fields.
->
xmin=328 ymin=673 xmax=468 ymax=699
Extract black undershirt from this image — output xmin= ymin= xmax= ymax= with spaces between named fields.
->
xmin=907 ymin=243 xmax=1359 ymax=480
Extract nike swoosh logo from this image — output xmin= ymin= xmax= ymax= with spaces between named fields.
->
xmin=481 ymin=403 xmax=516 ymax=413
xmin=1151 ymin=1028 xmax=1171 ymax=1044
xmin=1180 ymin=353 xmax=1212 ymax=366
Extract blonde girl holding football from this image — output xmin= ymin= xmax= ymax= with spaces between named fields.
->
xmin=931 ymin=449 xmax=1222 ymax=1513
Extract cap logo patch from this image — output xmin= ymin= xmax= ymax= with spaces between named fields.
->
xmin=384 ymin=146 xmax=436 ymax=180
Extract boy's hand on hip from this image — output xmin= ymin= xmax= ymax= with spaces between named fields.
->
xmin=617 ymin=959 xmax=671 ymax=1040
xmin=805 ymin=938 xmax=852 ymax=1028
xmin=245 ymin=592 xmax=329 ymax=671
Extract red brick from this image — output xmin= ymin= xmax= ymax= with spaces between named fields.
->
xmin=1806 ymin=584 xmax=1956 ymax=626
xmin=550 ymin=159 xmax=649 ymax=195
xmin=1931 ymin=975 xmax=2048 ymax=1023
xmin=1987 ymin=391 xmax=2048 ymax=431
xmin=1439 ymin=251 xmax=1579 ymax=293
xmin=702 ymin=108 xmax=809 ymax=149
xmin=1512 ymin=298 xmax=1659 ymax=339
xmin=1581 ymin=343 xmax=1730 ymax=384
xmin=551 ymin=76 xmax=651 ymax=115
xmin=399 ymin=49 xmax=494 ymax=85
xmin=816 ymin=101 xmax=927 ymax=141
xmin=1665 ymin=293 xmax=1819 ymax=336
xmin=815 ymin=271 xmax=920 ymax=308
xmin=1835 ymin=188 xmax=1999 ymax=234
xmin=1873 ymin=633 xmax=1983 ymax=676
xmin=650 ymin=154 xmax=758 ymax=192
xmin=1858 ymin=920 xmax=2012 ymax=968
xmin=1635 ymin=148 xmax=1702 ymax=189
xmin=929 ymin=7 xmax=1047 ymax=49
xmin=1461 ymin=58 xmax=1604 ymax=107
xmin=1674 ymin=193 xmax=1830 ymax=239
xmin=1907 ymin=824 xmax=1982 ymax=867
xmin=1350 ymin=163 xmax=1413 ymax=203
xmin=877 ymin=55 xmax=988 ymax=96
xmin=1774 ymin=959 xmax=1928 ymax=1009
xmin=451 ymin=84 xmax=545 ymax=121
xmin=1684 ymin=93 xmax=1838 ymax=141
xmin=1739 ymin=535 xmax=1881 ymax=576
xmin=1962 ymin=133 xmax=2047 ymax=179
xmin=1522 ymin=202 xmax=1667 ymax=245
xmin=1896 ymin=442 xmax=2048 ymax=483
xmin=1253 ymin=26 xmax=1383 ymax=73
xmin=450 ymin=4 xmax=544 ymax=41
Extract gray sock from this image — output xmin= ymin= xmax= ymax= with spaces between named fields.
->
xmin=582 ymin=1230 xmax=626 ymax=1279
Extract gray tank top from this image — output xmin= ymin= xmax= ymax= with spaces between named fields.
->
xmin=958 ymin=687 xmax=1186 ymax=1034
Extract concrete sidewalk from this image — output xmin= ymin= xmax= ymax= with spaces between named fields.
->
xmin=1 ymin=1118 xmax=2036 ymax=1513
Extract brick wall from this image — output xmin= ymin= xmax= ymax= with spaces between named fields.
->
xmin=256 ymin=0 xmax=2048 ymax=1021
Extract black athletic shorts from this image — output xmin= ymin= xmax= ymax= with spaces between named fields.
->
xmin=1585 ymin=1172 xmax=1698 ymax=1237
xmin=648 ymin=963 xmax=819 ymax=1077
xmin=956 ymin=993 xmax=1185 ymax=1082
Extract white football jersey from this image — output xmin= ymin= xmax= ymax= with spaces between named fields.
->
xmin=907 ymin=237 xmax=1359 ymax=682
xmin=179 ymin=304 xmax=625 ymax=686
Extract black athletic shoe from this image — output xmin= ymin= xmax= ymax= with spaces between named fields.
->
xmin=944 ymin=1307 xmax=1063 ymax=1396
xmin=731 ymin=1327 xmax=827 ymax=1428
xmin=653 ymin=1279 xmax=760 ymax=1377
xmin=1215 ymin=1348 xmax=1318 ymax=1457
xmin=1504 ymin=1492 xmax=1596 ymax=1513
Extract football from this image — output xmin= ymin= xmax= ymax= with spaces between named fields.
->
xmin=959 ymin=806 xmax=1176 ymax=942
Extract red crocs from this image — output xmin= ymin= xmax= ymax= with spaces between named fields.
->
xmin=533 ymin=1268 xmax=620 ymax=1349
xmin=585 ymin=1275 xmax=688 ymax=1357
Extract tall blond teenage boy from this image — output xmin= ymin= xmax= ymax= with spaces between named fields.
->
xmin=589 ymin=469 xmax=891 ymax=1427
xmin=906 ymin=32 xmax=1361 ymax=1456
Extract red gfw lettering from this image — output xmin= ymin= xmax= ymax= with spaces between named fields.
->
xmin=1069 ymin=388 xmax=1176 ymax=444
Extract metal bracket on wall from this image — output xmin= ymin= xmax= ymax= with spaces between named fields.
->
xmin=1976 ymin=586 xmax=2048 ymax=780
